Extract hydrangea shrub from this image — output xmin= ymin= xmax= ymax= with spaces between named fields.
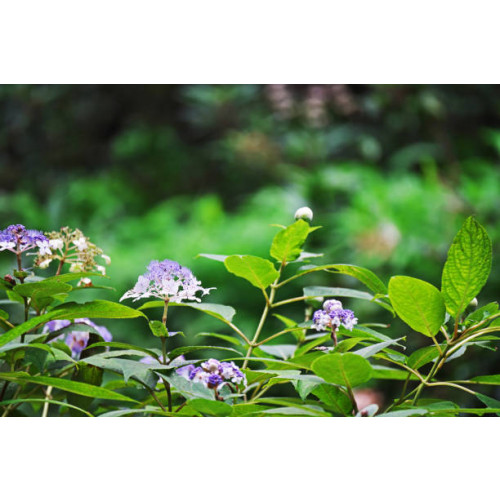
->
xmin=0 ymin=214 xmax=499 ymax=417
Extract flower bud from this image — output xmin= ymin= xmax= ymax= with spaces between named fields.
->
xmin=294 ymin=206 xmax=313 ymax=222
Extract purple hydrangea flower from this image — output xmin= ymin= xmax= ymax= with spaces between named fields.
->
xmin=120 ymin=259 xmax=214 ymax=303
xmin=0 ymin=224 xmax=50 ymax=255
xmin=43 ymin=318 xmax=112 ymax=358
xmin=178 ymin=358 xmax=246 ymax=390
xmin=312 ymin=299 xmax=358 ymax=332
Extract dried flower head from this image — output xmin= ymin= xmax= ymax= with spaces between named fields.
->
xmin=34 ymin=227 xmax=110 ymax=277
xmin=120 ymin=259 xmax=214 ymax=303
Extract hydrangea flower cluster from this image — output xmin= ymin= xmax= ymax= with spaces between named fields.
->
xmin=120 ymin=259 xmax=214 ymax=303
xmin=177 ymin=358 xmax=246 ymax=391
xmin=43 ymin=318 xmax=112 ymax=358
xmin=0 ymin=224 xmax=50 ymax=255
xmin=312 ymin=299 xmax=358 ymax=332
xmin=35 ymin=227 xmax=110 ymax=277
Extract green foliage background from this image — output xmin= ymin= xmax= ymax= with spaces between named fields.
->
xmin=1 ymin=84 xmax=499 ymax=405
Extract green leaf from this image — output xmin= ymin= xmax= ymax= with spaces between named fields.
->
xmin=149 ymin=320 xmax=169 ymax=338
xmin=465 ymin=302 xmax=499 ymax=327
xmin=188 ymin=398 xmax=233 ymax=416
xmin=224 ymin=255 xmax=279 ymax=290
xmin=408 ymin=345 xmax=440 ymax=370
xmin=44 ymin=272 xmax=108 ymax=283
xmin=0 ymin=398 xmax=93 ymax=417
xmin=441 ymin=217 xmax=492 ymax=318
xmin=197 ymin=332 xmax=243 ymax=347
xmin=52 ymin=300 xmax=147 ymax=320
xmin=140 ymin=301 xmax=236 ymax=323
xmin=312 ymin=384 xmax=353 ymax=415
xmin=0 ymin=372 xmax=136 ymax=402
xmin=371 ymin=365 xmax=419 ymax=381
xmin=160 ymin=373 xmax=214 ymax=400
xmin=354 ymin=338 xmax=404 ymax=359
xmin=470 ymin=375 xmax=500 ymax=385
xmin=270 ymin=219 xmax=314 ymax=263
xmin=82 ymin=355 xmax=160 ymax=388
xmin=0 ymin=312 xmax=59 ymax=348
xmin=311 ymin=353 xmax=373 ymax=387
xmin=388 ymin=276 xmax=445 ymax=337
xmin=379 ymin=408 xmax=428 ymax=417
xmin=303 ymin=286 xmax=374 ymax=301
xmin=258 ymin=344 xmax=297 ymax=360
xmin=167 ymin=345 xmax=242 ymax=360
xmin=84 ymin=342 xmax=160 ymax=359
xmin=302 ymin=286 xmax=393 ymax=314
xmin=13 ymin=281 xmax=72 ymax=298
xmin=475 ymin=392 xmax=500 ymax=416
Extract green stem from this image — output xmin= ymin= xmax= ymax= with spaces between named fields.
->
xmin=412 ymin=344 xmax=450 ymax=405
xmin=242 ymin=261 xmax=285 ymax=369
xmin=243 ymin=286 xmax=276 ymax=369
xmin=160 ymin=300 xmax=173 ymax=412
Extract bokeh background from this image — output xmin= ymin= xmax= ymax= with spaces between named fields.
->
xmin=1 ymin=84 xmax=499 ymax=404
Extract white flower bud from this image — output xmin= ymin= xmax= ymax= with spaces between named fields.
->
xmin=469 ymin=297 xmax=478 ymax=309
xmin=96 ymin=265 xmax=106 ymax=275
xmin=294 ymin=206 xmax=313 ymax=222
xmin=101 ymin=254 xmax=111 ymax=265
xmin=39 ymin=258 xmax=52 ymax=269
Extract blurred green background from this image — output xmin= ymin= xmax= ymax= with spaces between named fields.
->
xmin=1 ymin=84 xmax=499 ymax=397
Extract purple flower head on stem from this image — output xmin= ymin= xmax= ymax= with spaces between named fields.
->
xmin=120 ymin=259 xmax=214 ymax=303
xmin=0 ymin=224 xmax=50 ymax=255
xmin=180 ymin=358 xmax=247 ymax=390
xmin=43 ymin=318 xmax=113 ymax=358
xmin=312 ymin=299 xmax=358 ymax=332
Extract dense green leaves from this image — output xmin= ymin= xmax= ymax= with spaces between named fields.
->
xmin=270 ymin=219 xmax=314 ymax=264
xmin=311 ymin=353 xmax=373 ymax=387
xmin=441 ymin=217 xmax=492 ymax=318
xmin=224 ymin=255 xmax=279 ymax=290
xmin=389 ymin=276 xmax=445 ymax=337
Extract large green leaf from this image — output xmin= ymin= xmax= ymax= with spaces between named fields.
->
xmin=0 ymin=372 xmax=135 ymax=402
xmin=139 ymin=301 xmax=236 ymax=323
xmin=270 ymin=219 xmax=314 ymax=264
xmin=52 ymin=300 xmax=147 ymax=320
xmin=0 ymin=312 xmax=60 ymax=348
xmin=311 ymin=353 xmax=373 ymax=387
xmin=0 ymin=300 xmax=146 ymax=348
xmin=224 ymin=255 xmax=279 ymax=290
xmin=441 ymin=217 xmax=492 ymax=318
xmin=389 ymin=276 xmax=445 ymax=337
xmin=13 ymin=281 xmax=72 ymax=298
